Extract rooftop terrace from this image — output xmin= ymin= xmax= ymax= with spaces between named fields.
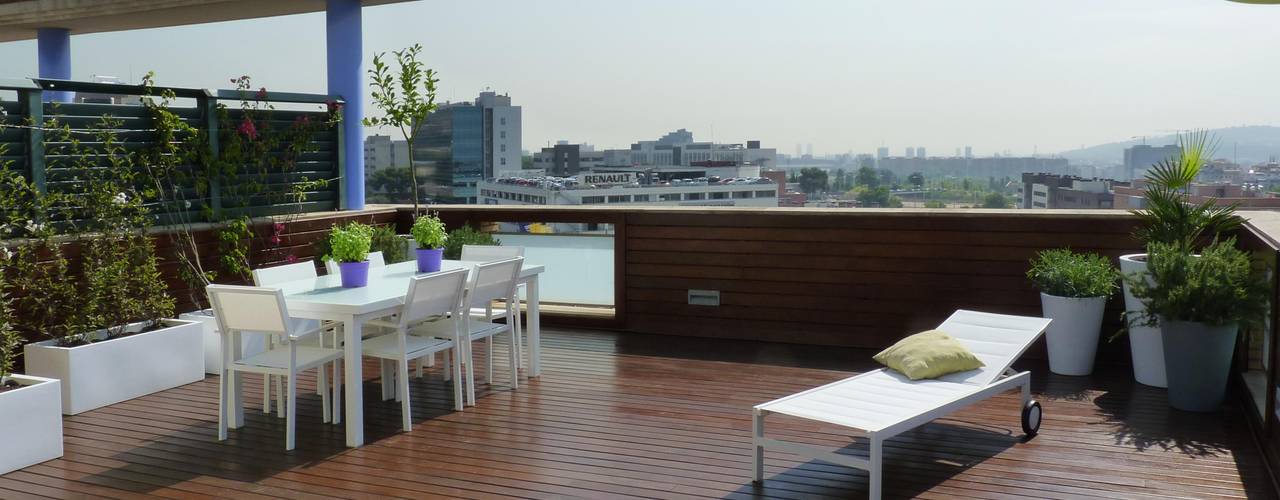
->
xmin=3 ymin=327 xmax=1271 ymax=499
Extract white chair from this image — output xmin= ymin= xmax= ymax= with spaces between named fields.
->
xmin=324 ymin=250 xmax=385 ymax=275
xmin=207 ymin=284 xmax=344 ymax=451
xmin=251 ymin=260 xmax=324 ymax=415
xmin=361 ymin=268 xmax=469 ymax=429
xmin=459 ymin=245 xmax=526 ymax=373
xmin=415 ymin=257 xmax=523 ymax=406
xmin=751 ymin=310 xmax=1052 ymax=500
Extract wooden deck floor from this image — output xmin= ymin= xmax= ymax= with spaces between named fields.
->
xmin=1 ymin=328 xmax=1274 ymax=499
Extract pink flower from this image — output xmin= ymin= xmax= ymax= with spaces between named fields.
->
xmin=326 ymin=100 xmax=343 ymax=114
xmin=273 ymin=222 xmax=286 ymax=234
xmin=285 ymin=254 xmax=298 ymax=264
xmin=237 ymin=117 xmax=257 ymax=140
xmin=270 ymin=235 xmax=282 ymax=246
xmin=256 ymin=87 xmax=268 ymax=100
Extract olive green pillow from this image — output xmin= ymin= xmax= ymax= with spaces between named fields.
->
xmin=873 ymin=330 xmax=985 ymax=380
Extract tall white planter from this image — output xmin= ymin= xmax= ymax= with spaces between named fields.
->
xmin=1120 ymin=254 xmax=1166 ymax=388
xmin=24 ymin=319 xmax=203 ymax=415
xmin=1041 ymin=293 xmax=1107 ymax=376
xmin=180 ymin=309 xmax=267 ymax=375
xmin=0 ymin=375 xmax=63 ymax=474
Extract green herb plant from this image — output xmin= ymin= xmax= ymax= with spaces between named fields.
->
xmin=411 ymin=213 xmax=448 ymax=250
xmin=327 ymin=222 xmax=373 ymax=263
xmin=0 ymin=277 xmax=20 ymax=383
xmin=1126 ymin=239 xmax=1269 ymax=329
xmin=1027 ymin=248 xmax=1118 ymax=298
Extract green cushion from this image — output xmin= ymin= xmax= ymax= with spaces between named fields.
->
xmin=873 ymin=330 xmax=985 ymax=380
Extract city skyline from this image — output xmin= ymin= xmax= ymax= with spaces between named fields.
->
xmin=0 ymin=1 xmax=1277 ymax=156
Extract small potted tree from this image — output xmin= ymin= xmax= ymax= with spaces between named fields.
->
xmin=1127 ymin=239 xmax=1268 ymax=412
xmin=0 ymin=281 xmax=63 ymax=475
xmin=411 ymin=213 xmax=448 ymax=273
xmin=1027 ymin=248 xmax=1118 ymax=376
xmin=328 ymin=222 xmax=374 ymax=288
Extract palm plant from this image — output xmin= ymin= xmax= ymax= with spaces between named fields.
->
xmin=1132 ymin=130 xmax=1241 ymax=252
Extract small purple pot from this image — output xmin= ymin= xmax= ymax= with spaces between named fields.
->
xmin=338 ymin=260 xmax=370 ymax=288
xmin=416 ymin=247 xmax=444 ymax=273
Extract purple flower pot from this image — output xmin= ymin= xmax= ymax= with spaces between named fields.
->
xmin=338 ymin=260 xmax=369 ymax=288
xmin=416 ymin=247 xmax=444 ymax=273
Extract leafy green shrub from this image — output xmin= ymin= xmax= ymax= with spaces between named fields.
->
xmin=411 ymin=214 xmax=448 ymax=250
xmin=1027 ymin=248 xmax=1118 ymax=298
xmin=327 ymin=222 xmax=373 ymax=263
xmin=0 ymin=279 xmax=19 ymax=381
xmin=1127 ymin=239 xmax=1269 ymax=328
xmin=371 ymin=225 xmax=409 ymax=263
xmin=444 ymin=225 xmax=499 ymax=260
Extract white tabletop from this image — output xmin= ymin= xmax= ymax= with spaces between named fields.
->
xmin=278 ymin=260 xmax=544 ymax=317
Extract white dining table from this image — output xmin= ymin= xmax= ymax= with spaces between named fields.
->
xmin=226 ymin=259 xmax=544 ymax=448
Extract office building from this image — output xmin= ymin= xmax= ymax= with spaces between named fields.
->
xmin=531 ymin=143 xmax=606 ymax=176
xmin=877 ymin=155 xmax=1069 ymax=178
xmin=876 ymin=147 xmax=889 ymax=160
xmin=906 ymin=147 xmax=916 ymax=159
xmin=917 ymin=147 xmax=927 ymax=158
xmin=363 ymin=134 xmax=410 ymax=171
xmin=965 ymin=146 xmax=973 ymax=159
xmin=479 ymin=163 xmax=780 ymax=208
xmin=1020 ymin=173 xmax=1116 ymax=209
xmin=1124 ymin=144 xmax=1181 ymax=180
xmin=413 ymin=90 xmax=522 ymax=203
xmin=597 ymin=130 xmax=776 ymax=169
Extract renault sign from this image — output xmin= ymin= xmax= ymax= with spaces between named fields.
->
xmin=579 ymin=172 xmax=635 ymax=185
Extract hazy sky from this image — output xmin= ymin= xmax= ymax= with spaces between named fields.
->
xmin=0 ymin=0 xmax=1277 ymax=156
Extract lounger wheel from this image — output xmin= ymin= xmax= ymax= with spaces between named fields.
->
xmin=1021 ymin=400 xmax=1042 ymax=437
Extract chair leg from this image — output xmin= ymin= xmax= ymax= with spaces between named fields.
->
xmin=465 ymin=339 xmax=477 ymax=406
xmin=416 ymin=358 xmax=424 ymax=379
xmin=399 ymin=358 xmax=412 ymax=432
xmin=262 ymin=374 xmax=271 ymax=413
xmin=451 ymin=347 xmax=464 ymax=411
xmin=485 ymin=336 xmax=494 ymax=385
xmin=286 ymin=371 xmax=297 ymax=451
xmin=381 ymin=360 xmax=394 ymax=401
xmin=425 ymin=352 xmax=436 ymax=368
xmin=332 ymin=359 xmax=343 ymax=425
xmin=320 ymin=363 xmax=331 ymax=424
xmin=443 ymin=349 xmax=452 ymax=382
xmin=218 ymin=368 xmax=228 ymax=441
xmin=507 ymin=330 xmax=519 ymax=390
xmin=275 ymin=374 xmax=285 ymax=418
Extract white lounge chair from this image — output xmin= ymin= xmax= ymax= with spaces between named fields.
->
xmin=751 ymin=309 xmax=1052 ymax=500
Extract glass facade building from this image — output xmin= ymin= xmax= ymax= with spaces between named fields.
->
xmin=415 ymin=104 xmax=484 ymax=203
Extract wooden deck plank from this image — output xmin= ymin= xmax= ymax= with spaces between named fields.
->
xmin=1 ymin=327 xmax=1273 ymax=499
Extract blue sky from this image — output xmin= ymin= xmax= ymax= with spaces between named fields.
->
xmin=0 ymin=0 xmax=1277 ymax=156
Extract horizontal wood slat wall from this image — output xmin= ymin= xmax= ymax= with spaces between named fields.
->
xmin=422 ymin=206 xmax=1150 ymax=364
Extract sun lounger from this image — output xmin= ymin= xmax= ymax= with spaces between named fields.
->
xmin=751 ymin=309 xmax=1052 ymax=499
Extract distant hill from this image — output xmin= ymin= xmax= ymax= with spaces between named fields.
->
xmin=1058 ymin=126 xmax=1280 ymax=165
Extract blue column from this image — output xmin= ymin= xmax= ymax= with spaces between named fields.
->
xmin=36 ymin=28 xmax=72 ymax=103
xmin=327 ymin=0 xmax=365 ymax=210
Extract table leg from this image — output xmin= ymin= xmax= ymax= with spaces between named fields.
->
xmin=343 ymin=315 xmax=364 ymax=447
xmin=527 ymin=275 xmax=542 ymax=377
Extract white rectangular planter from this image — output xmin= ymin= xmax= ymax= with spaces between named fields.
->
xmin=180 ymin=309 xmax=267 ymax=375
xmin=0 ymin=375 xmax=63 ymax=474
xmin=24 ymin=319 xmax=204 ymax=415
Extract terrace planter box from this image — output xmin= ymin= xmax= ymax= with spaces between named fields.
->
xmin=0 ymin=375 xmax=63 ymax=474
xmin=24 ymin=319 xmax=203 ymax=415
xmin=180 ymin=309 xmax=267 ymax=375
xmin=1120 ymin=254 xmax=1166 ymax=388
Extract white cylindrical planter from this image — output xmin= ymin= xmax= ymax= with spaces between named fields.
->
xmin=1041 ymin=293 xmax=1107 ymax=376
xmin=1120 ymin=254 xmax=1166 ymax=388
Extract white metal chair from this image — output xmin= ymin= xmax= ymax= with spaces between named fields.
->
xmin=414 ymin=257 xmax=523 ymax=406
xmin=323 ymin=250 xmax=385 ymax=275
xmin=207 ymin=284 xmax=344 ymax=451
xmin=360 ymin=268 xmax=469 ymax=429
xmin=251 ymin=260 xmax=325 ymax=414
xmin=459 ymin=245 xmax=527 ymax=373
xmin=751 ymin=310 xmax=1052 ymax=500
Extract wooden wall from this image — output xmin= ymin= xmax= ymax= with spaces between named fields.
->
xmin=426 ymin=206 xmax=1143 ymax=363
